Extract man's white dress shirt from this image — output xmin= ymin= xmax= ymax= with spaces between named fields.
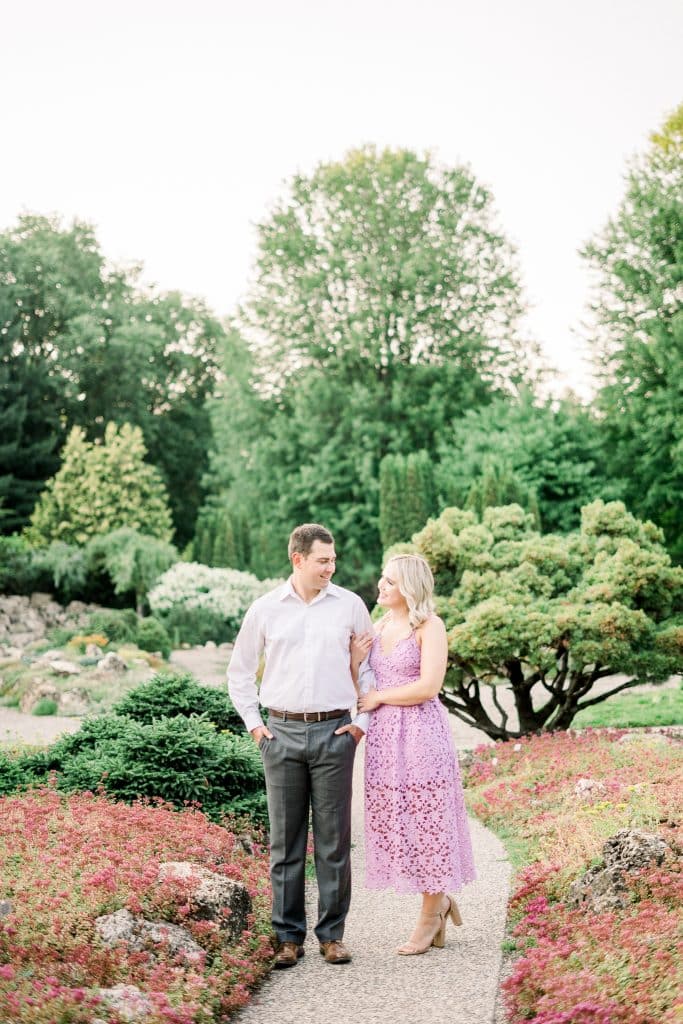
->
xmin=227 ymin=578 xmax=373 ymax=734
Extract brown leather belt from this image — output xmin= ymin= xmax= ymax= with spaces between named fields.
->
xmin=267 ymin=708 xmax=348 ymax=723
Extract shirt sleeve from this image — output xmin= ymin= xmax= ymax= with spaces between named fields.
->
xmin=350 ymin=596 xmax=375 ymax=733
xmin=227 ymin=604 xmax=266 ymax=733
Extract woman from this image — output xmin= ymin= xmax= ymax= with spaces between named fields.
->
xmin=353 ymin=554 xmax=476 ymax=955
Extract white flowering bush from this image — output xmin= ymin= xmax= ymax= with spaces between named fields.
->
xmin=148 ymin=562 xmax=283 ymax=644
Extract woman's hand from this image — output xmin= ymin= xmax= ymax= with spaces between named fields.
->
xmin=350 ymin=630 xmax=374 ymax=675
xmin=357 ymin=687 xmax=382 ymax=712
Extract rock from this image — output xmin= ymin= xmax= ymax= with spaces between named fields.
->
xmin=85 ymin=643 xmax=104 ymax=659
xmin=37 ymin=649 xmax=66 ymax=663
xmin=0 ymin=645 xmax=23 ymax=661
xmin=618 ymin=731 xmax=674 ymax=746
xmin=29 ymin=592 xmax=55 ymax=609
xmin=568 ymin=829 xmax=671 ymax=913
xmin=204 ymin=640 xmax=217 ymax=649
xmin=94 ymin=908 xmax=203 ymax=962
xmin=20 ymin=682 xmax=60 ymax=714
xmin=574 ymin=777 xmax=607 ymax=800
xmin=49 ymin=658 xmax=82 ymax=676
xmin=98 ymin=651 xmax=127 ymax=673
xmin=0 ymin=900 xmax=12 ymax=917
xmin=158 ymin=861 xmax=252 ymax=942
xmin=58 ymin=688 xmax=91 ymax=716
xmin=603 ymin=829 xmax=668 ymax=872
xmin=97 ymin=984 xmax=153 ymax=1022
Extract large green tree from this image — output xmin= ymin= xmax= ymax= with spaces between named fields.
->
xmin=0 ymin=215 xmax=223 ymax=544
xmin=435 ymin=391 xmax=614 ymax=533
xmin=584 ymin=104 xmax=683 ymax=560
xmin=395 ymin=500 xmax=682 ymax=740
xmin=26 ymin=422 xmax=174 ymax=546
xmin=205 ymin=147 xmax=534 ymax=593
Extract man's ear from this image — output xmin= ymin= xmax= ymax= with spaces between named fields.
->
xmin=291 ymin=551 xmax=303 ymax=571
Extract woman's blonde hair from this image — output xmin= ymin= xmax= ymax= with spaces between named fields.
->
xmin=383 ymin=554 xmax=435 ymax=629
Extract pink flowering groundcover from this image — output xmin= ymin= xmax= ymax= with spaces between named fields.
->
xmin=463 ymin=729 xmax=682 ymax=1024
xmin=0 ymin=787 xmax=274 ymax=1023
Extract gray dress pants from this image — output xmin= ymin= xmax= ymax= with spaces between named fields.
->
xmin=259 ymin=713 xmax=356 ymax=944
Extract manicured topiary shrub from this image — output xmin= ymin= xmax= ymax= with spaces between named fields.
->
xmin=134 ymin=616 xmax=172 ymax=659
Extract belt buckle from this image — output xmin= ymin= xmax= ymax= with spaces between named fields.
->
xmin=303 ymin=711 xmax=321 ymax=723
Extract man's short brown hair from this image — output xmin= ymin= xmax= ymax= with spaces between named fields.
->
xmin=288 ymin=523 xmax=335 ymax=560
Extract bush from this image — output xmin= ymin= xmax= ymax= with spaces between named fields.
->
xmin=148 ymin=562 xmax=281 ymax=645
xmin=134 ymin=616 xmax=172 ymax=659
xmin=0 ymin=535 xmax=38 ymax=594
xmin=31 ymin=698 xmax=58 ymax=716
xmin=85 ymin=608 xmax=139 ymax=644
xmin=28 ymin=541 xmax=89 ymax=603
xmin=114 ymin=672 xmax=242 ymax=732
xmin=23 ymin=711 xmax=267 ymax=823
xmin=0 ymin=750 xmax=32 ymax=796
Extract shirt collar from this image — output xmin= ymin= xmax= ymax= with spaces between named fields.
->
xmin=279 ymin=577 xmax=341 ymax=603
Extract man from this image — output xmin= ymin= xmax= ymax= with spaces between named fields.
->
xmin=227 ymin=523 xmax=373 ymax=968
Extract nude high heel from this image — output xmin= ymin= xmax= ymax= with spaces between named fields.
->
xmin=396 ymin=910 xmax=446 ymax=955
xmin=446 ymin=895 xmax=463 ymax=927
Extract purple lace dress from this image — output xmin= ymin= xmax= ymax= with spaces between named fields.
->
xmin=364 ymin=632 xmax=476 ymax=894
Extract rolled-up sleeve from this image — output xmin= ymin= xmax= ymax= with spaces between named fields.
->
xmin=227 ymin=605 xmax=265 ymax=732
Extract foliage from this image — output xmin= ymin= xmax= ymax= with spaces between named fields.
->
xmin=378 ymin=451 xmax=437 ymax=549
xmin=192 ymin=503 xmax=252 ymax=570
xmin=435 ymin=391 xmax=615 ymax=533
xmin=203 ymin=147 xmax=534 ymax=596
xmin=584 ymin=103 xmax=683 ymax=561
xmin=28 ymin=540 xmax=89 ymax=602
xmin=20 ymin=712 xmax=267 ymax=824
xmin=148 ymin=562 xmax=281 ymax=645
xmin=464 ymin=458 xmax=539 ymax=524
xmin=0 ymin=535 xmax=38 ymax=594
xmin=404 ymin=499 xmax=683 ymax=739
xmin=134 ymin=617 xmax=172 ymax=660
xmin=87 ymin=527 xmax=178 ymax=612
xmin=0 ymin=214 xmax=225 ymax=544
xmin=113 ymin=672 xmax=242 ymax=733
xmin=85 ymin=608 xmax=140 ymax=644
xmin=26 ymin=423 xmax=174 ymax=547
xmin=0 ymin=788 xmax=273 ymax=1023
xmin=31 ymin=698 xmax=58 ymax=717
xmin=464 ymin=731 xmax=682 ymax=1023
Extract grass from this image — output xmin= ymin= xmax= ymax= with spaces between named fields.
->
xmin=573 ymin=681 xmax=682 ymax=729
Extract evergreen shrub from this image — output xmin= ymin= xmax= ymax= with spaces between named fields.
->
xmin=134 ymin=616 xmax=172 ymax=659
xmin=113 ymin=672 xmax=242 ymax=732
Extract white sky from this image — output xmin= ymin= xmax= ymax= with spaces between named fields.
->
xmin=2 ymin=0 xmax=681 ymax=397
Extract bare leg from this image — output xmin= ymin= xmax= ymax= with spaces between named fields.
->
xmin=396 ymin=892 xmax=448 ymax=955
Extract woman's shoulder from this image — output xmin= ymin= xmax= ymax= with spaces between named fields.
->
xmin=415 ymin=614 xmax=446 ymax=640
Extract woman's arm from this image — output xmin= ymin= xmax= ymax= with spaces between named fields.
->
xmin=358 ymin=617 xmax=448 ymax=710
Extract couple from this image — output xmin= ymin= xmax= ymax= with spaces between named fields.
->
xmin=227 ymin=523 xmax=475 ymax=968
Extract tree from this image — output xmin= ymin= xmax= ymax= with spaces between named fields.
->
xmin=379 ymin=451 xmax=437 ymax=548
xmin=0 ymin=215 xmax=223 ymax=544
xmin=584 ymin=104 xmax=683 ymax=560
xmin=87 ymin=528 xmax=178 ymax=614
xmin=204 ymin=147 xmax=534 ymax=593
xmin=464 ymin=458 xmax=539 ymax=524
xmin=396 ymin=500 xmax=682 ymax=740
xmin=26 ymin=422 xmax=174 ymax=546
xmin=435 ymin=391 xmax=615 ymax=533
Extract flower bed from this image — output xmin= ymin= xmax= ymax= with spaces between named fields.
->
xmin=0 ymin=787 xmax=273 ymax=1023
xmin=464 ymin=730 xmax=683 ymax=1024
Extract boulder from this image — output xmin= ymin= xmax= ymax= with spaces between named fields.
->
xmin=618 ymin=731 xmax=674 ymax=747
xmin=96 ymin=984 xmax=153 ymax=1023
xmin=59 ymin=688 xmax=91 ymax=716
xmin=0 ymin=900 xmax=12 ymax=917
xmin=568 ymin=828 xmax=671 ymax=912
xmin=94 ymin=908 xmax=203 ymax=963
xmin=0 ymin=645 xmax=23 ymax=662
xmin=157 ymin=861 xmax=251 ymax=942
xmin=85 ymin=643 xmax=104 ymax=659
xmin=48 ymin=658 xmax=82 ymax=676
xmin=98 ymin=651 xmax=127 ymax=673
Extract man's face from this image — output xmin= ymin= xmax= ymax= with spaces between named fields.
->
xmin=292 ymin=540 xmax=337 ymax=590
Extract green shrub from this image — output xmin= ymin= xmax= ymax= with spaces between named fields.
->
xmin=86 ymin=608 xmax=139 ymax=644
xmin=32 ymin=698 xmax=58 ymax=716
xmin=0 ymin=536 xmax=38 ymax=595
xmin=26 ymin=713 xmax=266 ymax=823
xmin=0 ymin=750 xmax=33 ymax=795
xmin=113 ymin=672 xmax=242 ymax=732
xmin=161 ymin=604 xmax=232 ymax=646
xmin=29 ymin=542 xmax=89 ymax=603
xmin=135 ymin=616 xmax=172 ymax=659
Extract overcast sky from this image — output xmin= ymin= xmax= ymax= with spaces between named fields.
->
xmin=2 ymin=0 xmax=681 ymax=396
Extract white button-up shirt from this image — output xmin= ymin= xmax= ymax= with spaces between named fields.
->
xmin=227 ymin=578 xmax=373 ymax=733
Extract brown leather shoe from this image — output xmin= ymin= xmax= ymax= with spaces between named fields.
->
xmin=319 ymin=939 xmax=352 ymax=964
xmin=273 ymin=941 xmax=305 ymax=968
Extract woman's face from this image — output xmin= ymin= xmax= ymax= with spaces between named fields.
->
xmin=377 ymin=562 xmax=407 ymax=610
